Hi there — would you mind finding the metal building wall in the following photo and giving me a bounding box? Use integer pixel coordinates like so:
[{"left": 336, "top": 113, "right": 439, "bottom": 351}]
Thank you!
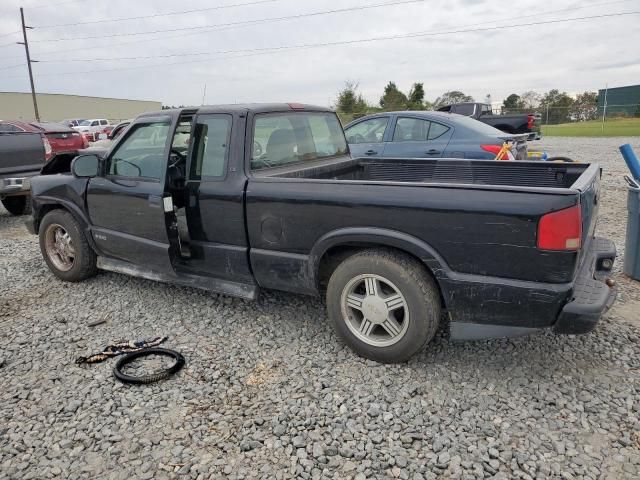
[
  {"left": 597, "top": 84, "right": 640, "bottom": 116},
  {"left": 0, "top": 91, "right": 162, "bottom": 122}
]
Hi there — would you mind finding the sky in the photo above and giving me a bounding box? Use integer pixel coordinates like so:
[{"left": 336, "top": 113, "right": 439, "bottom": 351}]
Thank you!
[{"left": 0, "top": 0, "right": 639, "bottom": 108}]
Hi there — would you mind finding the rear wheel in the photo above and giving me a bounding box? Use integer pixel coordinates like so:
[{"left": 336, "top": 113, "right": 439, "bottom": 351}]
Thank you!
[
  {"left": 1, "top": 196, "right": 30, "bottom": 216},
  {"left": 39, "top": 210, "right": 97, "bottom": 282},
  {"left": 326, "top": 249, "right": 441, "bottom": 363}
]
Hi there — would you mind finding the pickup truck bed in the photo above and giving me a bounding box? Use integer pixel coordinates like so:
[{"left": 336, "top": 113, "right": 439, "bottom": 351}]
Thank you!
[
  {"left": 266, "top": 157, "right": 586, "bottom": 188},
  {"left": 27, "top": 104, "right": 616, "bottom": 362}
]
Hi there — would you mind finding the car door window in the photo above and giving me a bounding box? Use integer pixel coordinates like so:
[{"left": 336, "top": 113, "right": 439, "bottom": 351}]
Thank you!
[
  {"left": 0, "top": 123, "right": 24, "bottom": 132},
  {"left": 90, "top": 121, "right": 99, "bottom": 127},
  {"left": 393, "top": 117, "right": 431, "bottom": 142},
  {"left": 427, "top": 122, "right": 450, "bottom": 140},
  {"left": 454, "top": 104, "right": 475, "bottom": 116},
  {"left": 190, "top": 115, "right": 231, "bottom": 180},
  {"left": 100, "top": 120, "right": 108, "bottom": 126},
  {"left": 108, "top": 122, "right": 170, "bottom": 179},
  {"left": 344, "top": 117, "right": 388, "bottom": 144}
]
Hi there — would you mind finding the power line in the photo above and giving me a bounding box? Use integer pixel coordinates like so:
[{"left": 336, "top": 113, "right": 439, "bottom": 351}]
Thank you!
[
  {"left": 24, "top": 0, "right": 633, "bottom": 57},
  {"left": 35, "top": 0, "right": 278, "bottom": 28},
  {"left": 0, "top": 62, "right": 26, "bottom": 71},
  {"left": 0, "top": 30, "right": 21, "bottom": 39},
  {"left": 9, "top": 10, "right": 639, "bottom": 78},
  {"left": 31, "top": 0, "right": 426, "bottom": 43}
]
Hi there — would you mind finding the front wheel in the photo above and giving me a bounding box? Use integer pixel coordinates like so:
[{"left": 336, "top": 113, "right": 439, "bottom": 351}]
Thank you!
[
  {"left": 1, "top": 196, "right": 30, "bottom": 216},
  {"left": 39, "top": 209, "right": 97, "bottom": 282},
  {"left": 326, "top": 249, "right": 441, "bottom": 363}
]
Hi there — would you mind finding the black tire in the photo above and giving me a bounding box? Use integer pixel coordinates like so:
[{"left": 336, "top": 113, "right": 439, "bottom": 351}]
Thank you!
[
  {"left": 113, "top": 348, "right": 185, "bottom": 384},
  {"left": 38, "top": 209, "right": 97, "bottom": 282},
  {"left": 326, "top": 249, "right": 441, "bottom": 363},
  {"left": 1, "top": 195, "right": 30, "bottom": 216}
]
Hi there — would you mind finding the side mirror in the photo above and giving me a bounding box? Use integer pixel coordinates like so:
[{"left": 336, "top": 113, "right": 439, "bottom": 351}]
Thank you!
[{"left": 71, "top": 154, "right": 100, "bottom": 178}]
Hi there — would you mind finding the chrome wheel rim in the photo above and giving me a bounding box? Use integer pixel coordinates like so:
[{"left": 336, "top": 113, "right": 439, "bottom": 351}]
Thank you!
[
  {"left": 340, "top": 274, "right": 409, "bottom": 347},
  {"left": 44, "top": 223, "right": 75, "bottom": 272}
]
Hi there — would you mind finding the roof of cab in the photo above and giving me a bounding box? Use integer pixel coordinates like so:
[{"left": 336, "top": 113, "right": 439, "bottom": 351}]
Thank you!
[{"left": 139, "top": 103, "right": 333, "bottom": 118}]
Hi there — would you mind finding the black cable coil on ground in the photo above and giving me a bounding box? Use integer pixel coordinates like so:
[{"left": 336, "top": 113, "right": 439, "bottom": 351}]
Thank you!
[{"left": 113, "top": 348, "right": 185, "bottom": 385}]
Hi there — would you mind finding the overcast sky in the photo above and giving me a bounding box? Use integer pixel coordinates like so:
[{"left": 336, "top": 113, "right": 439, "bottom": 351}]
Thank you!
[{"left": 0, "top": 0, "right": 639, "bottom": 107}]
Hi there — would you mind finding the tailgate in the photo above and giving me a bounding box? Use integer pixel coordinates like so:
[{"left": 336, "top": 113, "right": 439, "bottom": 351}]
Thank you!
[
  {"left": 573, "top": 163, "right": 601, "bottom": 267},
  {"left": 0, "top": 132, "right": 45, "bottom": 176}
]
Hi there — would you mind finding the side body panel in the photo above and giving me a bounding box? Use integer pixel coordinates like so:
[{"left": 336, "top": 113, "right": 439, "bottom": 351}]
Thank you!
[{"left": 0, "top": 132, "right": 45, "bottom": 178}]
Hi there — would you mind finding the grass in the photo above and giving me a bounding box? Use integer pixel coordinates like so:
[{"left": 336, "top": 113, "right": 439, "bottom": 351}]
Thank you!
[{"left": 542, "top": 117, "right": 640, "bottom": 137}]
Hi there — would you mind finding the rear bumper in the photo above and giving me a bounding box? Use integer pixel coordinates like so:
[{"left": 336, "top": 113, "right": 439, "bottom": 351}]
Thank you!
[
  {"left": 0, "top": 175, "right": 32, "bottom": 196},
  {"left": 442, "top": 236, "right": 616, "bottom": 339},
  {"left": 553, "top": 237, "right": 616, "bottom": 334}
]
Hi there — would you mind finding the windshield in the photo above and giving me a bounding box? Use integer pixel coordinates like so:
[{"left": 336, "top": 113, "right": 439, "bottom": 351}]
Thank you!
[
  {"left": 251, "top": 112, "right": 348, "bottom": 170},
  {"left": 77, "top": 120, "right": 91, "bottom": 126}
]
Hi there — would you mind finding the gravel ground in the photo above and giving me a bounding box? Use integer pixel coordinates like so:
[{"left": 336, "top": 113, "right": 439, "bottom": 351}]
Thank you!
[{"left": 1, "top": 137, "right": 640, "bottom": 480}]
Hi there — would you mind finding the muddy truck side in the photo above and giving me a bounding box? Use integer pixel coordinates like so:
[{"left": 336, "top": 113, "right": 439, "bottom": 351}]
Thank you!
[
  {"left": 0, "top": 130, "right": 45, "bottom": 215},
  {"left": 26, "top": 104, "right": 615, "bottom": 362}
]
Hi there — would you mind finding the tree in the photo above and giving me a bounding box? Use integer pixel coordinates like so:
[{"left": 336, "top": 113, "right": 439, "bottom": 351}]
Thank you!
[
  {"left": 335, "top": 81, "right": 369, "bottom": 115},
  {"left": 519, "top": 91, "right": 541, "bottom": 109},
  {"left": 570, "top": 91, "right": 598, "bottom": 121},
  {"left": 502, "top": 94, "right": 522, "bottom": 112},
  {"left": 407, "top": 82, "right": 425, "bottom": 110},
  {"left": 379, "top": 81, "right": 408, "bottom": 111},
  {"left": 432, "top": 91, "right": 474, "bottom": 109},
  {"left": 539, "top": 89, "right": 575, "bottom": 124}
]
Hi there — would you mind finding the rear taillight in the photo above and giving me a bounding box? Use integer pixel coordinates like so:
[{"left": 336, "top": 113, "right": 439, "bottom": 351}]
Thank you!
[
  {"left": 481, "top": 144, "right": 509, "bottom": 160},
  {"left": 43, "top": 136, "right": 52, "bottom": 161},
  {"left": 537, "top": 205, "right": 582, "bottom": 251},
  {"left": 527, "top": 114, "right": 535, "bottom": 130}
]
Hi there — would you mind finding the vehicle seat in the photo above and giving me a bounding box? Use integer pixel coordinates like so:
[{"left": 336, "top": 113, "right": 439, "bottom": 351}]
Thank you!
[{"left": 265, "top": 129, "right": 296, "bottom": 164}]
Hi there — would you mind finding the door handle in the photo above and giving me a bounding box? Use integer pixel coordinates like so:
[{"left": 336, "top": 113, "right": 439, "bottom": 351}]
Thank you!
[
  {"left": 365, "top": 149, "right": 378, "bottom": 155},
  {"left": 426, "top": 149, "right": 440, "bottom": 155}
]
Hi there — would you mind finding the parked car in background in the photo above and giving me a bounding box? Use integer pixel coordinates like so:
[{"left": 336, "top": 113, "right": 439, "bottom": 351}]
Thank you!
[
  {"left": 0, "top": 120, "right": 87, "bottom": 157},
  {"left": 87, "top": 120, "right": 130, "bottom": 149},
  {"left": 344, "top": 111, "right": 528, "bottom": 160},
  {"left": 437, "top": 103, "right": 540, "bottom": 140},
  {"left": 73, "top": 118, "right": 111, "bottom": 142},
  {"left": 0, "top": 128, "right": 45, "bottom": 215},
  {"left": 61, "top": 118, "right": 86, "bottom": 128}
]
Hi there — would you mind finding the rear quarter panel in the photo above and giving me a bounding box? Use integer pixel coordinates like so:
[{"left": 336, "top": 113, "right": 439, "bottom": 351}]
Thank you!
[{"left": 246, "top": 179, "right": 580, "bottom": 292}]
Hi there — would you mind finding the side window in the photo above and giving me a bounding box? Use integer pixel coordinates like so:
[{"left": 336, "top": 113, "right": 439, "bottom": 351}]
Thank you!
[
  {"left": 344, "top": 117, "right": 389, "bottom": 144},
  {"left": 393, "top": 117, "right": 431, "bottom": 142},
  {"left": 91, "top": 120, "right": 99, "bottom": 127},
  {"left": 100, "top": 120, "right": 108, "bottom": 126},
  {"left": 428, "top": 122, "right": 450, "bottom": 140},
  {"left": 190, "top": 115, "right": 231, "bottom": 180},
  {"left": 0, "top": 124, "right": 23, "bottom": 132},
  {"left": 454, "top": 104, "right": 475, "bottom": 116},
  {"left": 108, "top": 122, "right": 170, "bottom": 179}
]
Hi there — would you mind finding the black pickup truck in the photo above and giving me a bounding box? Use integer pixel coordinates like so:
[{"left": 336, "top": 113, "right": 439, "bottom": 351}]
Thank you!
[
  {"left": 0, "top": 130, "right": 45, "bottom": 215},
  {"left": 27, "top": 104, "right": 616, "bottom": 362},
  {"left": 438, "top": 103, "right": 541, "bottom": 140}
]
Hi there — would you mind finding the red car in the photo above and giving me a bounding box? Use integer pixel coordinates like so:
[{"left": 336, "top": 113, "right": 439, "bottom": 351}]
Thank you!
[{"left": 0, "top": 120, "right": 88, "bottom": 160}]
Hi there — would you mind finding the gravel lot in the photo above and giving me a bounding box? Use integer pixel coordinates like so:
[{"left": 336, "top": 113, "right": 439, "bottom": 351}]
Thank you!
[{"left": 1, "top": 137, "right": 640, "bottom": 480}]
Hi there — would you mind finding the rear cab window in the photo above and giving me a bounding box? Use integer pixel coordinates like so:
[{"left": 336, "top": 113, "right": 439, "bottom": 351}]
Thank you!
[{"left": 251, "top": 112, "right": 347, "bottom": 171}]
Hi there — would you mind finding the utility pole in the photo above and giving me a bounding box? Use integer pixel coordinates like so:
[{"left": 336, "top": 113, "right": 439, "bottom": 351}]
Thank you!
[
  {"left": 201, "top": 83, "right": 207, "bottom": 105},
  {"left": 18, "top": 7, "right": 40, "bottom": 121},
  {"left": 601, "top": 83, "right": 608, "bottom": 134}
]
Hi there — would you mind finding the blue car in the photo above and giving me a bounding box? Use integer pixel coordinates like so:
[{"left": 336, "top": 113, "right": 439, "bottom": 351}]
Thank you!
[{"left": 344, "top": 111, "right": 528, "bottom": 160}]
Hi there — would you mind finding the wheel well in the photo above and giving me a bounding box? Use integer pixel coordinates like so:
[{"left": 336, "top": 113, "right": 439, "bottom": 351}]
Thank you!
[
  {"left": 34, "top": 204, "right": 66, "bottom": 232},
  {"left": 317, "top": 244, "right": 446, "bottom": 307}
]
